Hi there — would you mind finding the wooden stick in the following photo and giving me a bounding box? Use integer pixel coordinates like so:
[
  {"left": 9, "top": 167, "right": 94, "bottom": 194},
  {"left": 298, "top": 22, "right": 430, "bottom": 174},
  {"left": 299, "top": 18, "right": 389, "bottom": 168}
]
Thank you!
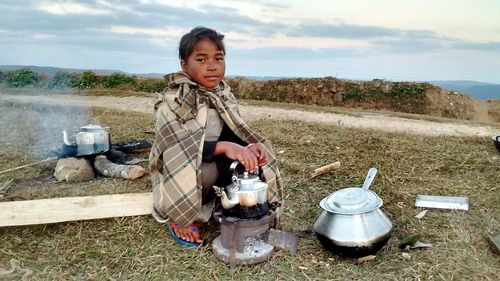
[
  {"left": 311, "top": 161, "right": 341, "bottom": 178},
  {"left": 0, "top": 157, "right": 58, "bottom": 175},
  {"left": 0, "top": 192, "right": 153, "bottom": 227}
]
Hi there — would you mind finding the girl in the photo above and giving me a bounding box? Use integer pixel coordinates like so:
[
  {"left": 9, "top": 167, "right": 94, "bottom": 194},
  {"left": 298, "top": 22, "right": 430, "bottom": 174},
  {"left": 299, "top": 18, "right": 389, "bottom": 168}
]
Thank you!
[{"left": 149, "top": 26, "right": 282, "bottom": 246}]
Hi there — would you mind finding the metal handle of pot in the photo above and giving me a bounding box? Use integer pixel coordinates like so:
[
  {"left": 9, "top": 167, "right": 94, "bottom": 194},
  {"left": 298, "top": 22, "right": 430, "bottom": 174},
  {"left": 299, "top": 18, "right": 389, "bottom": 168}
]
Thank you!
[{"left": 361, "top": 168, "right": 378, "bottom": 190}]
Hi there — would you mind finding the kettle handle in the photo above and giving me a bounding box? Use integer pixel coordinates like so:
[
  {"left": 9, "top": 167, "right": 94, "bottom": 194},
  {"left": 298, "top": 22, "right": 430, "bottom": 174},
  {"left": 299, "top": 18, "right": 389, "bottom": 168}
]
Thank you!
[
  {"left": 229, "top": 161, "right": 241, "bottom": 174},
  {"left": 230, "top": 161, "right": 259, "bottom": 176}
]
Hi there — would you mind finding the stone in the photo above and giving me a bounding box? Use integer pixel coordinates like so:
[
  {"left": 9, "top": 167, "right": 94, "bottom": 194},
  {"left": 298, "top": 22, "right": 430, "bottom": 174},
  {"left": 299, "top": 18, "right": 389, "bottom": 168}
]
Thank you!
[{"left": 54, "top": 157, "right": 95, "bottom": 182}]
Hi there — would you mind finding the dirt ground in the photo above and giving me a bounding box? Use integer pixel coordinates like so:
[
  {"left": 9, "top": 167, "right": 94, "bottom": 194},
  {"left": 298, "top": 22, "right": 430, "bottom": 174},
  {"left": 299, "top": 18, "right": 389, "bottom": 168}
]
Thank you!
[
  {"left": 228, "top": 77, "right": 500, "bottom": 123},
  {"left": 0, "top": 90, "right": 499, "bottom": 280},
  {"left": 0, "top": 93, "right": 498, "bottom": 137}
]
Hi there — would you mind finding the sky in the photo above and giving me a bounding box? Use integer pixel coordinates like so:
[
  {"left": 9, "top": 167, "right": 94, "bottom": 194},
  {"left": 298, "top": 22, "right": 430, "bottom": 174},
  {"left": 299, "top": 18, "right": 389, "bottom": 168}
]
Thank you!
[{"left": 1, "top": 0, "right": 500, "bottom": 83}]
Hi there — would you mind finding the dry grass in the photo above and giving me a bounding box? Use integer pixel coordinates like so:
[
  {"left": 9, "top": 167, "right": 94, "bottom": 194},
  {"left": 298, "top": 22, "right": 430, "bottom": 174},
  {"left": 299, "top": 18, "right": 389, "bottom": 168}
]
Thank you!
[{"left": 0, "top": 100, "right": 499, "bottom": 280}]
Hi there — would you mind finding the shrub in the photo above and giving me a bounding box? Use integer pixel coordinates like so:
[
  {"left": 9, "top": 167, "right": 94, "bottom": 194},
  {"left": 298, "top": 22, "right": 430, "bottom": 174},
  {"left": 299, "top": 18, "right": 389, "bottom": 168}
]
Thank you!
[
  {"left": 101, "top": 73, "right": 135, "bottom": 89},
  {"left": 389, "top": 83, "right": 426, "bottom": 100},
  {"left": 6, "top": 68, "right": 39, "bottom": 87},
  {"left": 135, "top": 78, "right": 167, "bottom": 92},
  {"left": 0, "top": 71, "right": 7, "bottom": 83},
  {"left": 343, "top": 87, "right": 365, "bottom": 101},
  {"left": 46, "top": 71, "right": 75, "bottom": 89},
  {"left": 73, "top": 71, "right": 99, "bottom": 89}
]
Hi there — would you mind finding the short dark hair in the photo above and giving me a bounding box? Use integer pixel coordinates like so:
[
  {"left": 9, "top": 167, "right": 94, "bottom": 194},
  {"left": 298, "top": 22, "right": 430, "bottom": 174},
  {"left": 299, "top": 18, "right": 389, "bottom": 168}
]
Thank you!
[{"left": 178, "top": 26, "right": 226, "bottom": 60}]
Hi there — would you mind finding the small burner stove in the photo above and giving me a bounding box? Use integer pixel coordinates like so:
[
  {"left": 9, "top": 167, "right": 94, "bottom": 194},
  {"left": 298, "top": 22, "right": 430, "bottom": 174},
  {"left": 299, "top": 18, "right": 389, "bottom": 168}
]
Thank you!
[{"left": 212, "top": 203, "right": 278, "bottom": 265}]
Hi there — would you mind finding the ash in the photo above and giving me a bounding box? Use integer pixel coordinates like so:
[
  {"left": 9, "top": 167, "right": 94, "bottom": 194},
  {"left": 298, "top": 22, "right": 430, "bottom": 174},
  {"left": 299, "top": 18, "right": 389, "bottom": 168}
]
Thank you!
[
  {"left": 212, "top": 235, "right": 274, "bottom": 261},
  {"left": 243, "top": 236, "right": 273, "bottom": 257}
]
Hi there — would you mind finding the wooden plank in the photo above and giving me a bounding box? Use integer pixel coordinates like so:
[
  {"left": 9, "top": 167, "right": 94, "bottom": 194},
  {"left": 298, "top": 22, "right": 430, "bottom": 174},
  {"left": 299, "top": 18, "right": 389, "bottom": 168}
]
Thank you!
[{"left": 0, "top": 192, "right": 153, "bottom": 227}]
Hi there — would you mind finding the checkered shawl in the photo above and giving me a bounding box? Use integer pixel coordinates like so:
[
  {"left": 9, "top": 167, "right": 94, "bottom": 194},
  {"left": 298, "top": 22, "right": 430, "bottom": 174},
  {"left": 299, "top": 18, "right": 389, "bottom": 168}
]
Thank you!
[{"left": 149, "top": 71, "right": 283, "bottom": 227}]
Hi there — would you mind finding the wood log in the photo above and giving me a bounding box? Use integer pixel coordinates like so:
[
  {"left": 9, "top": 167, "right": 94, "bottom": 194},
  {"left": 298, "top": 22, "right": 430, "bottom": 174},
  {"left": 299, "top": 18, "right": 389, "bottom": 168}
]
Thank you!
[
  {"left": 94, "top": 155, "right": 145, "bottom": 179},
  {"left": 311, "top": 161, "right": 341, "bottom": 178},
  {"left": 0, "top": 193, "right": 153, "bottom": 227}
]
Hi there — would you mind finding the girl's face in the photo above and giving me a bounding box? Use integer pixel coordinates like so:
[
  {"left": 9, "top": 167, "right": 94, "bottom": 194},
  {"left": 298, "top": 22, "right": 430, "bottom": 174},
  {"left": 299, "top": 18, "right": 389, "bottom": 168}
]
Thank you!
[{"left": 181, "top": 38, "right": 225, "bottom": 89}]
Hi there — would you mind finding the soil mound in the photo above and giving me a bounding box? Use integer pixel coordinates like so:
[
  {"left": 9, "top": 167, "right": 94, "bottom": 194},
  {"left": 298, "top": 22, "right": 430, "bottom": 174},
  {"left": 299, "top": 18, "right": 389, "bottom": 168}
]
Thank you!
[{"left": 226, "top": 77, "right": 499, "bottom": 123}]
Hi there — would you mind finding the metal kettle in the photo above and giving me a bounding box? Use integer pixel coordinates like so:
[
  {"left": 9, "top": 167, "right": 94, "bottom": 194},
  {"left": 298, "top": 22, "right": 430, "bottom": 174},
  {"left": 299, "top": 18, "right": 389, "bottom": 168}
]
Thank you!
[
  {"left": 214, "top": 161, "right": 269, "bottom": 210},
  {"left": 62, "top": 124, "right": 110, "bottom": 156}
]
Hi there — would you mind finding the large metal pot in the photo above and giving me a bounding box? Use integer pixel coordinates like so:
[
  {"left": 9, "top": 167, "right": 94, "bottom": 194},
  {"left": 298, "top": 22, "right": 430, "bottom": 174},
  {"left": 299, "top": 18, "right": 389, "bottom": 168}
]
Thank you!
[
  {"left": 493, "top": 135, "right": 500, "bottom": 152},
  {"left": 314, "top": 168, "right": 393, "bottom": 257}
]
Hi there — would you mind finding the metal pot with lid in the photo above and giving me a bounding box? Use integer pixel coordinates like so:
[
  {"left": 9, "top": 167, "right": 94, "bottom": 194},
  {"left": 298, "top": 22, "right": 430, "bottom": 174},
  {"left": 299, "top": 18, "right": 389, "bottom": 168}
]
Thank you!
[
  {"left": 62, "top": 124, "right": 111, "bottom": 157},
  {"left": 314, "top": 168, "right": 393, "bottom": 257}
]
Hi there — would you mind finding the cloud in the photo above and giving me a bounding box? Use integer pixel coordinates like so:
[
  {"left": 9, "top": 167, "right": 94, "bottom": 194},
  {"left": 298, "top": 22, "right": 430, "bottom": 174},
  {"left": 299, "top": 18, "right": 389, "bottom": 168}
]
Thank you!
[
  {"left": 0, "top": 0, "right": 469, "bottom": 55},
  {"left": 1, "top": 0, "right": 499, "bottom": 83},
  {"left": 289, "top": 23, "right": 402, "bottom": 39},
  {"left": 452, "top": 41, "right": 500, "bottom": 51},
  {"left": 37, "top": 2, "right": 112, "bottom": 15},
  {"left": 229, "top": 47, "right": 361, "bottom": 61}
]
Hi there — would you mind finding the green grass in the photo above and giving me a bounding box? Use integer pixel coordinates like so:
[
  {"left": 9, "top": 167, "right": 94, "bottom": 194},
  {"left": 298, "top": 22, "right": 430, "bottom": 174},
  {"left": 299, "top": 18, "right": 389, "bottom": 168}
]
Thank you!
[{"left": 0, "top": 101, "right": 499, "bottom": 280}]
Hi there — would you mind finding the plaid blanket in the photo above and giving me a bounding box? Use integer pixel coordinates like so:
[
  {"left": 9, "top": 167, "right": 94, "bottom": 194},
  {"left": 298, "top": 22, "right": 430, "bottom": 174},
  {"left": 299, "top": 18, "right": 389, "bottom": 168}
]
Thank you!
[{"left": 149, "top": 71, "right": 283, "bottom": 227}]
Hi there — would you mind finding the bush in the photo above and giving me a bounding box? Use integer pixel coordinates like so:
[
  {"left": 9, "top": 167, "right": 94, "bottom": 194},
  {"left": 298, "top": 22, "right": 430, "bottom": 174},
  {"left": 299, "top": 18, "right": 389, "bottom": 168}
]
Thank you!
[
  {"left": 388, "top": 83, "right": 426, "bottom": 100},
  {"left": 45, "top": 71, "right": 75, "bottom": 89},
  {"left": 0, "top": 71, "right": 5, "bottom": 83},
  {"left": 135, "top": 78, "right": 167, "bottom": 92},
  {"left": 101, "top": 73, "right": 135, "bottom": 89},
  {"left": 6, "top": 68, "right": 39, "bottom": 87},
  {"left": 343, "top": 87, "right": 365, "bottom": 101},
  {"left": 73, "top": 71, "right": 99, "bottom": 89}
]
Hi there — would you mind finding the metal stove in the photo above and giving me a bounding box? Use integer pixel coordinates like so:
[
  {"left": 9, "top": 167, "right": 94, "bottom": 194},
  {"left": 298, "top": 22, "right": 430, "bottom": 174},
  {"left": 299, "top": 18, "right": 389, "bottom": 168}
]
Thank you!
[{"left": 212, "top": 203, "right": 278, "bottom": 266}]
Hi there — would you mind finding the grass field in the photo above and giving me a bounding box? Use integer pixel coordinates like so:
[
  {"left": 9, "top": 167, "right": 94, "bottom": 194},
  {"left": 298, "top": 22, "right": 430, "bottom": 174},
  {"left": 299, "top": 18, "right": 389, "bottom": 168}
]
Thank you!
[{"left": 0, "top": 100, "right": 499, "bottom": 280}]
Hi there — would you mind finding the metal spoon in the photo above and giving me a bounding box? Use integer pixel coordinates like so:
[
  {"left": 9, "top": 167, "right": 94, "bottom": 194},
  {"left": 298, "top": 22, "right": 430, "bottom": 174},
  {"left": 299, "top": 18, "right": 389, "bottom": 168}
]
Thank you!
[{"left": 361, "top": 167, "right": 378, "bottom": 190}]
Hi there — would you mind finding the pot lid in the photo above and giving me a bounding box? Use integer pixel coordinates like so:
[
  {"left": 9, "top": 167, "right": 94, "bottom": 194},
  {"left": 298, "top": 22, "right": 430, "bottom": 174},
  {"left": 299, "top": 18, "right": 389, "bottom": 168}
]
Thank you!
[
  {"left": 81, "top": 124, "right": 108, "bottom": 131},
  {"left": 320, "top": 187, "right": 382, "bottom": 214}
]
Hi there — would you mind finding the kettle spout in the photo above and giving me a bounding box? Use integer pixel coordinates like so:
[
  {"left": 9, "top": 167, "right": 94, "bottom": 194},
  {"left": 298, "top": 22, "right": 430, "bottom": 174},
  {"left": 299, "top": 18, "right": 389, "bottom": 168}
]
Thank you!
[
  {"left": 62, "top": 130, "right": 75, "bottom": 146},
  {"left": 213, "top": 186, "right": 238, "bottom": 209}
]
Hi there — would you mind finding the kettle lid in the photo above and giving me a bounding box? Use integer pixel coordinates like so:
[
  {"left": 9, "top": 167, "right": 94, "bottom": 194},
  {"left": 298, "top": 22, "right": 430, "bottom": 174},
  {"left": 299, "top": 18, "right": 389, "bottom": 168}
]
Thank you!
[
  {"left": 81, "top": 124, "right": 108, "bottom": 131},
  {"left": 234, "top": 171, "right": 260, "bottom": 186},
  {"left": 320, "top": 187, "right": 382, "bottom": 214}
]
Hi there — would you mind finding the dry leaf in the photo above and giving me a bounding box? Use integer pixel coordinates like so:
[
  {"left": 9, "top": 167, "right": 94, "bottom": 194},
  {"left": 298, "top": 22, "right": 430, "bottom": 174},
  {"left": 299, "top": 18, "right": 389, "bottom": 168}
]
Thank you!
[
  {"left": 357, "top": 255, "right": 376, "bottom": 262},
  {"left": 411, "top": 241, "right": 433, "bottom": 249},
  {"left": 415, "top": 210, "right": 428, "bottom": 219}
]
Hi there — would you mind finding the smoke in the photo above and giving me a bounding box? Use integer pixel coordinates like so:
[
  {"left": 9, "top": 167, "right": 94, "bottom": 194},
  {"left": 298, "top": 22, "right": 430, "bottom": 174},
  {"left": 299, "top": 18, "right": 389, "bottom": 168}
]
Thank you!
[{"left": 0, "top": 88, "right": 90, "bottom": 160}]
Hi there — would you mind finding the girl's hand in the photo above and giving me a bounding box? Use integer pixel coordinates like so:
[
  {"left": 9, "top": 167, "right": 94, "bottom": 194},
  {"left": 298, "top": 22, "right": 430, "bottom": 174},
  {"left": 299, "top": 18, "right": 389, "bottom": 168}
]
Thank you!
[
  {"left": 216, "top": 142, "right": 258, "bottom": 172},
  {"left": 246, "top": 143, "right": 268, "bottom": 166}
]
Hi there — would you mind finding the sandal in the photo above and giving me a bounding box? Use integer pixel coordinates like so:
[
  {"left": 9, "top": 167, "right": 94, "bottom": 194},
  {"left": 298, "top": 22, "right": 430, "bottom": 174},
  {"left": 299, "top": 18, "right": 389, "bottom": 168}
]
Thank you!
[{"left": 167, "top": 223, "right": 202, "bottom": 247}]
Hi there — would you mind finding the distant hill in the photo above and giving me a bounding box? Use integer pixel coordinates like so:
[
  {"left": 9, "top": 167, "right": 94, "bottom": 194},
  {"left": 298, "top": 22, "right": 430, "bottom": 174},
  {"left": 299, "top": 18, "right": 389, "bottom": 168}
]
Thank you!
[
  {"left": 2, "top": 65, "right": 498, "bottom": 100},
  {"left": 429, "top": 80, "right": 499, "bottom": 100},
  {"left": 0, "top": 65, "right": 162, "bottom": 78},
  {"left": 0, "top": 65, "right": 286, "bottom": 80},
  {"left": 0, "top": 65, "right": 129, "bottom": 76}
]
